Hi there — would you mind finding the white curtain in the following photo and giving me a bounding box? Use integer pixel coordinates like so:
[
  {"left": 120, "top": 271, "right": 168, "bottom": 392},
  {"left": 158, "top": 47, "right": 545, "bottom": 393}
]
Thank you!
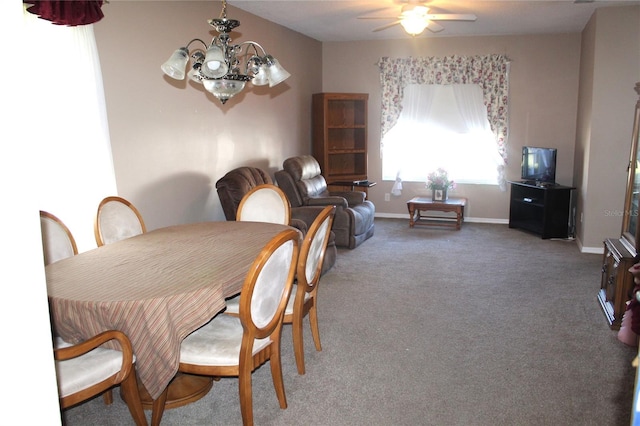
[
  {"left": 23, "top": 8, "right": 117, "bottom": 252},
  {"left": 383, "top": 84, "right": 505, "bottom": 189},
  {"left": 452, "top": 84, "right": 491, "bottom": 133}
]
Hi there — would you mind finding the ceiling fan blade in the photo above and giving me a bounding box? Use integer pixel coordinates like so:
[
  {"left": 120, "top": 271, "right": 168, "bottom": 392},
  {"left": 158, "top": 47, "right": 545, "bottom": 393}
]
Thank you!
[
  {"left": 426, "top": 14, "right": 477, "bottom": 21},
  {"left": 372, "top": 21, "right": 402, "bottom": 32},
  {"left": 426, "top": 21, "right": 444, "bottom": 33},
  {"left": 358, "top": 16, "right": 401, "bottom": 20}
]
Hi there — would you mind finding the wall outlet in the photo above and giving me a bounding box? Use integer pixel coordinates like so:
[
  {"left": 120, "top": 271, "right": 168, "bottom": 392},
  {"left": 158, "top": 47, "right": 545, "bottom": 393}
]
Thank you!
[{"left": 384, "top": 193, "right": 390, "bottom": 201}]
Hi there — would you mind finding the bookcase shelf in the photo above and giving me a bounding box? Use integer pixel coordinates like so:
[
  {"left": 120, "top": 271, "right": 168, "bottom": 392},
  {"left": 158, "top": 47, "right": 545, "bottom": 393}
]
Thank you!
[{"left": 313, "top": 93, "right": 369, "bottom": 186}]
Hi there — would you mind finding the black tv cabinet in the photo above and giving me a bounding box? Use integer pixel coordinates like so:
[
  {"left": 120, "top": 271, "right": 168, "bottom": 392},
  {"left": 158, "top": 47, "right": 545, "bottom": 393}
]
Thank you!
[{"left": 508, "top": 181, "right": 575, "bottom": 239}]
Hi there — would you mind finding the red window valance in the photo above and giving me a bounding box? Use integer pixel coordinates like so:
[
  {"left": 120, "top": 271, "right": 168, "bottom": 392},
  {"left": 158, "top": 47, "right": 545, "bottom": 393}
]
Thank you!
[{"left": 24, "top": 1, "right": 104, "bottom": 26}]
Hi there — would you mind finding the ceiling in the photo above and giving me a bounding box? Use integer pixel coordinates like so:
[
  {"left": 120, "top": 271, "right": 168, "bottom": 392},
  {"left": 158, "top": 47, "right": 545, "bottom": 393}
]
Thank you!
[{"left": 229, "top": 0, "right": 640, "bottom": 42}]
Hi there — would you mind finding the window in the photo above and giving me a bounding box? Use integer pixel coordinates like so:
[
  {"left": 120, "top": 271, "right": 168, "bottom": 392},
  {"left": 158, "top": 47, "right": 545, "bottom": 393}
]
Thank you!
[
  {"left": 377, "top": 55, "right": 510, "bottom": 191},
  {"left": 23, "top": 8, "right": 117, "bottom": 252},
  {"left": 382, "top": 84, "right": 504, "bottom": 185}
]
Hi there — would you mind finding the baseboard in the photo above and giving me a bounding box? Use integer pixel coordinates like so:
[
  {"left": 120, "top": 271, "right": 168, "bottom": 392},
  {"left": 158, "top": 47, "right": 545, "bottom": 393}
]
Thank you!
[
  {"left": 576, "top": 236, "right": 604, "bottom": 254},
  {"left": 373, "top": 214, "right": 605, "bottom": 251}
]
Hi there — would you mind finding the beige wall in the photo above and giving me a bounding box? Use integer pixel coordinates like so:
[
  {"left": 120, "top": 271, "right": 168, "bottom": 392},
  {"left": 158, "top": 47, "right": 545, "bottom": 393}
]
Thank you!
[
  {"left": 94, "top": 1, "right": 322, "bottom": 230},
  {"left": 94, "top": 2, "right": 639, "bottom": 251},
  {"left": 575, "top": 5, "right": 640, "bottom": 250},
  {"left": 321, "top": 34, "right": 581, "bottom": 223}
]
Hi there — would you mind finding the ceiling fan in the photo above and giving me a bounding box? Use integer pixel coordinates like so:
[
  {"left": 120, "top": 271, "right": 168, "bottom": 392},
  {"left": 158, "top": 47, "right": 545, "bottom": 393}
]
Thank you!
[{"left": 358, "top": 1, "right": 477, "bottom": 36}]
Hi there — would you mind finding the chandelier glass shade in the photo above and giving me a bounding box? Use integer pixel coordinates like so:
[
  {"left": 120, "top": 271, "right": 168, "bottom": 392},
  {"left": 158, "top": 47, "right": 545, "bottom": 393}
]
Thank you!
[{"left": 161, "top": 0, "right": 290, "bottom": 104}]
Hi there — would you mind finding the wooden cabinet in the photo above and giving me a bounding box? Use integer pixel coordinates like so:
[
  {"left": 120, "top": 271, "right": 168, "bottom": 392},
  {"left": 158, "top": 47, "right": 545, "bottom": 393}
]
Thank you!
[
  {"left": 599, "top": 238, "right": 636, "bottom": 329},
  {"left": 598, "top": 83, "right": 640, "bottom": 329},
  {"left": 312, "top": 93, "right": 369, "bottom": 186},
  {"left": 508, "top": 181, "right": 574, "bottom": 239}
]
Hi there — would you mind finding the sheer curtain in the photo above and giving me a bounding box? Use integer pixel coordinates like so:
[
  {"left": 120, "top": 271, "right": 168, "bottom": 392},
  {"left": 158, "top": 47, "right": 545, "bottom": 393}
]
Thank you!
[
  {"left": 23, "top": 7, "right": 117, "bottom": 252},
  {"left": 385, "top": 84, "right": 505, "bottom": 192}
]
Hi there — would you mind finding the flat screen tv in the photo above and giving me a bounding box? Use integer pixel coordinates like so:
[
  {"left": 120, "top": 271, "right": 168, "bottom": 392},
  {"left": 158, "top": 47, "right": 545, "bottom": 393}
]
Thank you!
[{"left": 521, "top": 146, "right": 557, "bottom": 184}]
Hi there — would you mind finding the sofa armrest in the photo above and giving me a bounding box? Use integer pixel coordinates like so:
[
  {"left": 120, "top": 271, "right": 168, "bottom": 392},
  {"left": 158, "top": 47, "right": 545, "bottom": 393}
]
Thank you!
[
  {"left": 290, "top": 218, "right": 308, "bottom": 235},
  {"left": 329, "top": 191, "right": 366, "bottom": 206},
  {"left": 307, "top": 196, "right": 349, "bottom": 209},
  {"left": 291, "top": 206, "right": 325, "bottom": 227}
]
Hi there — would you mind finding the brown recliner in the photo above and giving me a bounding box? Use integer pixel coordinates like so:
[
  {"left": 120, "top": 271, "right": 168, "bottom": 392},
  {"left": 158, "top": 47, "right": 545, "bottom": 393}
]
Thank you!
[
  {"left": 215, "top": 166, "right": 337, "bottom": 274},
  {"left": 275, "top": 155, "right": 375, "bottom": 249}
]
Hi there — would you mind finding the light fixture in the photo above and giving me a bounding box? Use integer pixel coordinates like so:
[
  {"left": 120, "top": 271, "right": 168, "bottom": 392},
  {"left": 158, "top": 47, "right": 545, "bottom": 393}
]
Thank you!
[
  {"left": 161, "top": 0, "right": 291, "bottom": 104},
  {"left": 399, "top": 5, "right": 430, "bottom": 36}
]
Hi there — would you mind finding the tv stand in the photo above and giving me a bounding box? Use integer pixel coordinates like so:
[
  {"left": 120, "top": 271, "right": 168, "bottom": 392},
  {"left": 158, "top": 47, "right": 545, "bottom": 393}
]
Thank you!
[{"left": 508, "top": 181, "right": 575, "bottom": 239}]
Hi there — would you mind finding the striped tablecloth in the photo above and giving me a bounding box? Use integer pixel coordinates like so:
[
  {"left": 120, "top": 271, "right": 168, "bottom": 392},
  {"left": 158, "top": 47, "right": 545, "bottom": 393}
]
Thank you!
[{"left": 46, "top": 221, "right": 296, "bottom": 400}]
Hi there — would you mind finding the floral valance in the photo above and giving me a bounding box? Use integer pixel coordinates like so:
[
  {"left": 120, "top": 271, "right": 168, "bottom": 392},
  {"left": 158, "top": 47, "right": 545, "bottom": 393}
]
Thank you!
[
  {"left": 378, "top": 54, "right": 511, "bottom": 162},
  {"left": 24, "top": 1, "right": 104, "bottom": 26}
]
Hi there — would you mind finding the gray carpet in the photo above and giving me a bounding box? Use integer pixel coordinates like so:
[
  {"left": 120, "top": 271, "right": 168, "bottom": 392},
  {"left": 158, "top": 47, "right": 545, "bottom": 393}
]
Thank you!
[{"left": 62, "top": 219, "right": 637, "bottom": 425}]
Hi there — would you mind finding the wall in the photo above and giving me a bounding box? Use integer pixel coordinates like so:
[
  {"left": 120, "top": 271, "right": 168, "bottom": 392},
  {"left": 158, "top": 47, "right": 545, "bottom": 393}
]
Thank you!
[
  {"left": 575, "top": 6, "right": 640, "bottom": 251},
  {"left": 321, "top": 34, "right": 581, "bottom": 222},
  {"left": 93, "top": 1, "right": 322, "bottom": 230}
]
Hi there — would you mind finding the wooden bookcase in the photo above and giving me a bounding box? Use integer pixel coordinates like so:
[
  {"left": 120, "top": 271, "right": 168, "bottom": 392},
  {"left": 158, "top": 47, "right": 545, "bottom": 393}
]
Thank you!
[{"left": 312, "top": 93, "right": 369, "bottom": 186}]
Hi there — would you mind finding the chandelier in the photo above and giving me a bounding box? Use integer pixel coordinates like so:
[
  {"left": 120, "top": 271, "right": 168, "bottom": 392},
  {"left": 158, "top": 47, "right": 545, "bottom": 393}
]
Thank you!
[{"left": 161, "top": 0, "right": 291, "bottom": 105}]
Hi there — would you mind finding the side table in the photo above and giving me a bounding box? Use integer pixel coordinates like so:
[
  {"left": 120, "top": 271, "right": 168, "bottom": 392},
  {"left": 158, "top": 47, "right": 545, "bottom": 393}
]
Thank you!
[{"left": 407, "top": 196, "right": 467, "bottom": 230}]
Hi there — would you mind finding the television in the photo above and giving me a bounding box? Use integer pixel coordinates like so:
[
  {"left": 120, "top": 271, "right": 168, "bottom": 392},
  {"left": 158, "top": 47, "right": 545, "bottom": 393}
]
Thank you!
[{"left": 521, "top": 146, "right": 557, "bottom": 184}]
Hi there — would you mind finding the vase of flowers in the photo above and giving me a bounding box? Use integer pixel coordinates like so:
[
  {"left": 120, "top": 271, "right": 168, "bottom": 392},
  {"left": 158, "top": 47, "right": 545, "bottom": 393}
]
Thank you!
[{"left": 427, "top": 168, "right": 455, "bottom": 201}]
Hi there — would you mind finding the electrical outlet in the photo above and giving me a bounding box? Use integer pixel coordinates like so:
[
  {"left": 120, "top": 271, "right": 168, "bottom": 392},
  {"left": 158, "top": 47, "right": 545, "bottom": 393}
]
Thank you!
[{"left": 385, "top": 193, "right": 390, "bottom": 201}]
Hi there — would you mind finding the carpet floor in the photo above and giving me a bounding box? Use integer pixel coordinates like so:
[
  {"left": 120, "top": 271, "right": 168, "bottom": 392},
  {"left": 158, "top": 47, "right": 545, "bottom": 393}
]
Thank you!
[{"left": 62, "top": 219, "right": 637, "bottom": 425}]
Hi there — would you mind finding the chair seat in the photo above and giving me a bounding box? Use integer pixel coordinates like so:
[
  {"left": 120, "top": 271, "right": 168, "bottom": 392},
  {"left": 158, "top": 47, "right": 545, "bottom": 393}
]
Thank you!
[
  {"left": 180, "top": 315, "right": 272, "bottom": 366},
  {"left": 54, "top": 337, "right": 125, "bottom": 398},
  {"left": 226, "top": 285, "right": 310, "bottom": 317},
  {"left": 284, "top": 285, "right": 311, "bottom": 316}
]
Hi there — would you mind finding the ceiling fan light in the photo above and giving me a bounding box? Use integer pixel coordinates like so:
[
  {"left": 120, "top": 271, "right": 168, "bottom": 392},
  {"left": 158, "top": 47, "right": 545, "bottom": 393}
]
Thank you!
[{"left": 401, "top": 17, "right": 428, "bottom": 36}]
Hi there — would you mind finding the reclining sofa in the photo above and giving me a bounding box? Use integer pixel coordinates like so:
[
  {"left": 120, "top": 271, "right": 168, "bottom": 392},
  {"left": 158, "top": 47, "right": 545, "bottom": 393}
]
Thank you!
[
  {"left": 215, "top": 166, "right": 336, "bottom": 274},
  {"left": 275, "top": 155, "right": 375, "bottom": 249}
]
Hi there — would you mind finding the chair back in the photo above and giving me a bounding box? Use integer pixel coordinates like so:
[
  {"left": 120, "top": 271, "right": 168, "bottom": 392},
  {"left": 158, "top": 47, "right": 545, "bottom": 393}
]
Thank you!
[
  {"left": 239, "top": 228, "right": 299, "bottom": 338},
  {"left": 94, "top": 196, "right": 146, "bottom": 246},
  {"left": 40, "top": 210, "right": 78, "bottom": 265},
  {"left": 278, "top": 155, "right": 330, "bottom": 205},
  {"left": 236, "top": 184, "right": 291, "bottom": 225},
  {"left": 215, "top": 167, "right": 272, "bottom": 221},
  {"left": 299, "top": 205, "right": 336, "bottom": 290}
]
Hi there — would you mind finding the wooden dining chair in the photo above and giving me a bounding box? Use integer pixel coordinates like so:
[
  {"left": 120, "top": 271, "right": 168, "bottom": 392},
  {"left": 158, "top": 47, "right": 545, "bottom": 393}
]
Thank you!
[
  {"left": 284, "top": 205, "right": 335, "bottom": 374},
  {"left": 40, "top": 211, "right": 147, "bottom": 424},
  {"left": 39, "top": 210, "right": 78, "bottom": 265},
  {"left": 151, "top": 228, "right": 300, "bottom": 426},
  {"left": 236, "top": 183, "right": 291, "bottom": 225},
  {"left": 94, "top": 196, "right": 147, "bottom": 246},
  {"left": 226, "top": 205, "right": 336, "bottom": 375},
  {"left": 55, "top": 330, "right": 148, "bottom": 425}
]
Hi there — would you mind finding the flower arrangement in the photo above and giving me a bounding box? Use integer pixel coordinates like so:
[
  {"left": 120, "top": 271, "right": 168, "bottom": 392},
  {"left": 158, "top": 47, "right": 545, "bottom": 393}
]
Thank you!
[{"left": 426, "top": 168, "right": 456, "bottom": 190}]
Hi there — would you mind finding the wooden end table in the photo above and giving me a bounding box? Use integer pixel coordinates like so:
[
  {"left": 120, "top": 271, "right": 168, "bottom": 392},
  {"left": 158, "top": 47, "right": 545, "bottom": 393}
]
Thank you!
[{"left": 407, "top": 196, "right": 467, "bottom": 230}]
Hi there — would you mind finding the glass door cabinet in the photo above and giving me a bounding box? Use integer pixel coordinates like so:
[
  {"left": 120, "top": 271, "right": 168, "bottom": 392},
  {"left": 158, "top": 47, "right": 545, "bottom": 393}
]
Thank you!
[{"left": 599, "top": 82, "right": 640, "bottom": 329}]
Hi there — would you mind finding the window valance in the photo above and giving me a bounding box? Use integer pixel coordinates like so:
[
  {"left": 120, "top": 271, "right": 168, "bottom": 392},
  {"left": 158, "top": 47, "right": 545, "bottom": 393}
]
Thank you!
[{"left": 24, "top": 1, "right": 104, "bottom": 26}]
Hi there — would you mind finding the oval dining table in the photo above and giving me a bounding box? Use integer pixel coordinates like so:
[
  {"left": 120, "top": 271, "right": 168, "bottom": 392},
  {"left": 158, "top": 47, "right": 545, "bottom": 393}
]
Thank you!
[{"left": 45, "top": 220, "right": 299, "bottom": 420}]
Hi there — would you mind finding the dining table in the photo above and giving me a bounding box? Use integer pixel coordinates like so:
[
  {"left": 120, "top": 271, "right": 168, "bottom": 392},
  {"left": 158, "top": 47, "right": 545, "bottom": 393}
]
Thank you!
[{"left": 45, "top": 220, "right": 299, "bottom": 408}]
